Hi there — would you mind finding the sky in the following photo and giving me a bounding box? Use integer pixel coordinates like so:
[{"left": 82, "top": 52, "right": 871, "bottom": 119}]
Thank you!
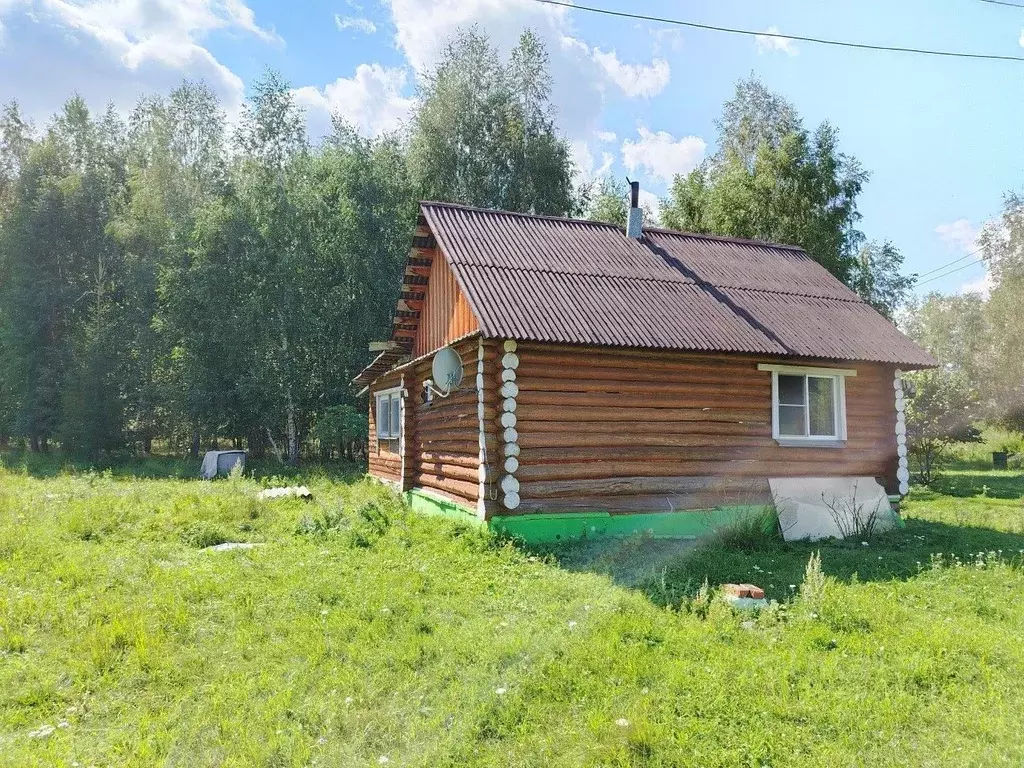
[{"left": 0, "top": 0, "right": 1021, "bottom": 297}]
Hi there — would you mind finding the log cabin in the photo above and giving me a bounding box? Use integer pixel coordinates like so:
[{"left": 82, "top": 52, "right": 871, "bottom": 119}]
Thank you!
[{"left": 354, "top": 193, "right": 936, "bottom": 543}]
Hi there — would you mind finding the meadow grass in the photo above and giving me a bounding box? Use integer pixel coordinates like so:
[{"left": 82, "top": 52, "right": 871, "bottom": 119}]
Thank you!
[{"left": 2, "top": 458, "right": 1024, "bottom": 766}]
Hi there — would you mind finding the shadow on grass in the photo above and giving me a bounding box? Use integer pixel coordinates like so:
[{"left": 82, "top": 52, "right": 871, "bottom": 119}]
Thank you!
[
  {"left": 526, "top": 516, "right": 1024, "bottom": 608},
  {"left": 0, "top": 450, "right": 365, "bottom": 483},
  {"left": 928, "top": 471, "right": 1024, "bottom": 499}
]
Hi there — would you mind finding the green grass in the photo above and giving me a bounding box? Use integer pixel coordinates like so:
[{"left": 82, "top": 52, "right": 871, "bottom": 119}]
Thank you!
[{"left": 2, "top": 460, "right": 1024, "bottom": 766}]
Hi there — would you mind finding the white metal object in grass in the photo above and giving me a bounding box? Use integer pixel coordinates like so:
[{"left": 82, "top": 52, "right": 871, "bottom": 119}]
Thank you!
[{"left": 770, "top": 477, "right": 898, "bottom": 542}]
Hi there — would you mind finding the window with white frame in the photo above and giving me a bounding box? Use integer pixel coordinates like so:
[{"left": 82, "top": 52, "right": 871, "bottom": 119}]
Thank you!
[
  {"left": 758, "top": 364, "right": 854, "bottom": 443},
  {"left": 375, "top": 387, "right": 403, "bottom": 441}
]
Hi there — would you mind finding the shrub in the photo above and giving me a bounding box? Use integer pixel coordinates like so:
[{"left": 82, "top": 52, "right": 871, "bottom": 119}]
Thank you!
[{"left": 707, "top": 507, "right": 778, "bottom": 552}]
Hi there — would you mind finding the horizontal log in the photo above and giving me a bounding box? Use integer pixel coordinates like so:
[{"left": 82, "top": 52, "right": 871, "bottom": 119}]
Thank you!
[
  {"left": 413, "top": 427, "right": 480, "bottom": 443},
  {"left": 517, "top": 432, "right": 771, "bottom": 449},
  {"left": 517, "top": 444, "right": 892, "bottom": 465},
  {"left": 418, "top": 452, "right": 480, "bottom": 469},
  {"left": 518, "top": 475, "right": 770, "bottom": 500},
  {"left": 519, "top": 354, "right": 885, "bottom": 382},
  {"left": 417, "top": 407, "right": 492, "bottom": 427},
  {"left": 412, "top": 438, "right": 495, "bottom": 453},
  {"left": 515, "top": 375, "right": 770, "bottom": 398},
  {"left": 413, "top": 474, "right": 478, "bottom": 503},
  {"left": 516, "top": 389, "right": 771, "bottom": 410},
  {"left": 417, "top": 462, "right": 478, "bottom": 484},
  {"left": 514, "top": 361, "right": 763, "bottom": 385},
  {"left": 516, "top": 459, "right": 889, "bottom": 483},
  {"left": 515, "top": 404, "right": 769, "bottom": 424},
  {"left": 514, "top": 419, "right": 772, "bottom": 437}
]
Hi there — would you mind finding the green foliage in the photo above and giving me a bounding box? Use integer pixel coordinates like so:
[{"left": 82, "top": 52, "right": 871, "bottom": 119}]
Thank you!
[
  {"left": 905, "top": 368, "right": 983, "bottom": 484},
  {"left": 849, "top": 240, "right": 916, "bottom": 320},
  {"left": 905, "top": 194, "right": 1024, "bottom": 437},
  {"left": 312, "top": 404, "right": 367, "bottom": 459},
  {"left": 706, "top": 507, "right": 778, "bottom": 552},
  {"left": 0, "top": 71, "right": 414, "bottom": 460},
  {"left": 410, "top": 27, "right": 579, "bottom": 216},
  {"left": 585, "top": 174, "right": 658, "bottom": 228},
  {"left": 902, "top": 292, "right": 989, "bottom": 389},
  {"left": 661, "top": 76, "right": 910, "bottom": 318},
  {"left": 4, "top": 463, "right": 1024, "bottom": 764}
]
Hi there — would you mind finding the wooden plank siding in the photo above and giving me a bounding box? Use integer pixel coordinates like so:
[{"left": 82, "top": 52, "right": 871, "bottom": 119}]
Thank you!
[
  {"left": 412, "top": 248, "right": 479, "bottom": 358},
  {"left": 504, "top": 342, "right": 900, "bottom": 516}
]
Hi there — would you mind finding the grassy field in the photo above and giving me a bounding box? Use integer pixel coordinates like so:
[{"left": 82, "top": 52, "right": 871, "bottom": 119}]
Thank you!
[{"left": 2, "top": 455, "right": 1024, "bottom": 766}]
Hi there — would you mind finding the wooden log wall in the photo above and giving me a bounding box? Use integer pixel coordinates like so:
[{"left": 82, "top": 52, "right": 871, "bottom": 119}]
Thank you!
[
  {"left": 403, "top": 336, "right": 496, "bottom": 509},
  {"left": 412, "top": 248, "right": 479, "bottom": 358},
  {"left": 505, "top": 342, "right": 900, "bottom": 516}
]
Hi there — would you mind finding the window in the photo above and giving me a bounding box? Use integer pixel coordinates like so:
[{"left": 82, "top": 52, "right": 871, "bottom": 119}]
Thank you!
[
  {"left": 758, "top": 364, "right": 854, "bottom": 444},
  {"left": 375, "top": 387, "right": 403, "bottom": 440}
]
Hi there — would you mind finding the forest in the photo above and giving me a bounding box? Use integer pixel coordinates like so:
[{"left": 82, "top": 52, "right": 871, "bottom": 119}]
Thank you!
[{"left": 0, "top": 25, "right": 1005, "bottom": 466}]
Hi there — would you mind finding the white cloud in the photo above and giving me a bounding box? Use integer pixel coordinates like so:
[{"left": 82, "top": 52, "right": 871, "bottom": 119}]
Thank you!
[
  {"left": 621, "top": 125, "right": 706, "bottom": 185},
  {"left": 596, "top": 130, "right": 616, "bottom": 143},
  {"left": 638, "top": 187, "right": 661, "bottom": 224},
  {"left": 755, "top": 26, "right": 798, "bottom": 56},
  {"left": 935, "top": 218, "right": 980, "bottom": 253},
  {"left": 380, "top": 0, "right": 669, "bottom": 138},
  {"left": 590, "top": 48, "right": 670, "bottom": 98},
  {"left": 0, "top": 0, "right": 280, "bottom": 120},
  {"left": 335, "top": 14, "right": 376, "bottom": 34},
  {"left": 570, "top": 139, "right": 613, "bottom": 184},
  {"left": 294, "top": 63, "right": 414, "bottom": 139}
]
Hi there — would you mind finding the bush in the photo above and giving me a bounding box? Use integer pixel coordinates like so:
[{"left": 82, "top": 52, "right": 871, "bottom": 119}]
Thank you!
[
  {"left": 905, "top": 369, "right": 982, "bottom": 484},
  {"left": 707, "top": 508, "right": 778, "bottom": 552}
]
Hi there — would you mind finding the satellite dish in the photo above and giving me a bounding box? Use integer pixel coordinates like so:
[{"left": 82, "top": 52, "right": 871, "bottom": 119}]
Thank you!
[{"left": 431, "top": 346, "right": 464, "bottom": 395}]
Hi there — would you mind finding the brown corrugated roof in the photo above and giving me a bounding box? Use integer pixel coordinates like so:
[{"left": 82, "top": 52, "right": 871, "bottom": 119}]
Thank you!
[{"left": 355, "top": 202, "right": 935, "bottom": 385}]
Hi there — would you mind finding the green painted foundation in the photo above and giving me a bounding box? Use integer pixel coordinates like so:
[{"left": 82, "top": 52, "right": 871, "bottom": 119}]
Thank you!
[
  {"left": 401, "top": 486, "right": 903, "bottom": 544},
  {"left": 488, "top": 505, "right": 778, "bottom": 545},
  {"left": 400, "top": 486, "right": 776, "bottom": 544},
  {"left": 403, "top": 488, "right": 482, "bottom": 526}
]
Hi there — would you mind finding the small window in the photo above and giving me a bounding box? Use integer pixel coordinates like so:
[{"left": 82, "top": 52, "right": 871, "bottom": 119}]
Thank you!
[
  {"left": 761, "top": 365, "right": 851, "bottom": 443},
  {"left": 375, "top": 388, "right": 403, "bottom": 440}
]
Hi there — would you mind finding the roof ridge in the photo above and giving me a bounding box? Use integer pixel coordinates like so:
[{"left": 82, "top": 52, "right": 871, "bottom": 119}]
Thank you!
[
  {"left": 419, "top": 200, "right": 807, "bottom": 252},
  {"left": 420, "top": 201, "right": 624, "bottom": 230}
]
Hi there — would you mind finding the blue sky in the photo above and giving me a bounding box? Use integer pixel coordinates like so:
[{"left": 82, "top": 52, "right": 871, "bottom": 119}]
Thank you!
[{"left": 1, "top": 0, "right": 1021, "bottom": 296}]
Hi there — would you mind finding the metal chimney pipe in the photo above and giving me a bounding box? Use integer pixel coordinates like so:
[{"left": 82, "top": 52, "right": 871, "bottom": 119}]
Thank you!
[{"left": 625, "top": 179, "right": 642, "bottom": 239}]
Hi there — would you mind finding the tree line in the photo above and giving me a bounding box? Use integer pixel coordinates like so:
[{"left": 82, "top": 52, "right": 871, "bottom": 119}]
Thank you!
[
  {"left": 0, "top": 27, "right": 913, "bottom": 463},
  {"left": 901, "top": 195, "right": 1024, "bottom": 480}
]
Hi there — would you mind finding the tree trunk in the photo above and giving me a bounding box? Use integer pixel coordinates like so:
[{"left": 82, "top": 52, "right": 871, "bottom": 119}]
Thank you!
[
  {"left": 190, "top": 428, "right": 200, "bottom": 459},
  {"left": 142, "top": 436, "right": 153, "bottom": 455},
  {"left": 286, "top": 397, "right": 299, "bottom": 465}
]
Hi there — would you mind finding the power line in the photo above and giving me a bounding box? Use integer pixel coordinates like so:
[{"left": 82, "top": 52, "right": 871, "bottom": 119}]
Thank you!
[
  {"left": 532, "top": 0, "right": 1024, "bottom": 62},
  {"left": 916, "top": 256, "right": 988, "bottom": 286},
  {"left": 915, "top": 246, "right": 985, "bottom": 278},
  {"left": 978, "top": 0, "right": 1024, "bottom": 8}
]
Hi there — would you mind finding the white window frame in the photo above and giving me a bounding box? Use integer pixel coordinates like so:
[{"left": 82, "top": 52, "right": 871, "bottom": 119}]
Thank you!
[
  {"left": 758, "top": 364, "right": 855, "bottom": 445},
  {"left": 374, "top": 386, "right": 404, "bottom": 440}
]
